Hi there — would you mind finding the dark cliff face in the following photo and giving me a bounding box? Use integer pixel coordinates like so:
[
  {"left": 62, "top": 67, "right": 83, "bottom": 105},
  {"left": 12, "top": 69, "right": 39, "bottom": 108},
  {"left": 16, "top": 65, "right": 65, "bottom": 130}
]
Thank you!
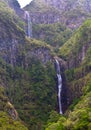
[
  {"left": 4, "top": 0, "right": 24, "bottom": 19},
  {"left": 0, "top": 0, "right": 55, "bottom": 72},
  {"left": 25, "top": 0, "right": 61, "bottom": 24},
  {"left": 0, "top": 9, "right": 25, "bottom": 67},
  {"left": 30, "top": 11, "right": 61, "bottom": 24},
  {"left": 25, "top": 0, "right": 91, "bottom": 29},
  {"left": 0, "top": 14, "right": 53, "bottom": 67},
  {"left": 59, "top": 19, "right": 91, "bottom": 69},
  {"left": 5, "top": 0, "right": 22, "bottom": 15},
  {"left": 0, "top": 0, "right": 54, "bottom": 67},
  {"left": 58, "top": 19, "right": 91, "bottom": 108},
  {"left": 43, "top": 0, "right": 91, "bottom": 13}
]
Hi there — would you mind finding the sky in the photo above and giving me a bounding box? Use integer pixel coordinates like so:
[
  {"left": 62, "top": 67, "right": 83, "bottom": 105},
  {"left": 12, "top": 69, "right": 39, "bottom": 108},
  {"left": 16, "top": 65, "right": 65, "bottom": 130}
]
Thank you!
[{"left": 17, "top": 0, "right": 33, "bottom": 8}]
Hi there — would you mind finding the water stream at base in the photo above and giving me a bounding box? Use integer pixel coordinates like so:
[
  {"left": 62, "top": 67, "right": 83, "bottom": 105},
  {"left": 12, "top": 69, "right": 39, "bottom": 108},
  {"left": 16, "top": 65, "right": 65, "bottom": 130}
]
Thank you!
[{"left": 55, "top": 59, "right": 63, "bottom": 114}]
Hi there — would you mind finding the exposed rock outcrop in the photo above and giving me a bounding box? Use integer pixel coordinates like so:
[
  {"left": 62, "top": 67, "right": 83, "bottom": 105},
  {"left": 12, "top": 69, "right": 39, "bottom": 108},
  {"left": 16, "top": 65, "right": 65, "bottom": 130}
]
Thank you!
[
  {"left": 43, "top": 0, "right": 91, "bottom": 13},
  {"left": 26, "top": 46, "right": 53, "bottom": 65},
  {"left": 25, "top": 0, "right": 91, "bottom": 29},
  {"left": 6, "top": 102, "right": 18, "bottom": 120}
]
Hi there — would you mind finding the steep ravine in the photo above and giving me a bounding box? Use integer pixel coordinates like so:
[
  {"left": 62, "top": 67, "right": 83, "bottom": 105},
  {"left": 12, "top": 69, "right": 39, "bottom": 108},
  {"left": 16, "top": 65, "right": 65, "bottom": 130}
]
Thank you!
[
  {"left": 0, "top": 0, "right": 91, "bottom": 130},
  {"left": 45, "top": 20, "right": 91, "bottom": 130},
  {"left": 58, "top": 19, "right": 91, "bottom": 108}
]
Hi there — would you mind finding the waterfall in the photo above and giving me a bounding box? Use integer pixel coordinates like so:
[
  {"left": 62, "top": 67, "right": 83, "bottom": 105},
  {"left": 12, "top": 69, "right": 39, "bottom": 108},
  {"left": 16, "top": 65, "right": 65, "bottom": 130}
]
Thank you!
[
  {"left": 55, "top": 59, "right": 63, "bottom": 114},
  {"left": 24, "top": 11, "right": 32, "bottom": 38}
]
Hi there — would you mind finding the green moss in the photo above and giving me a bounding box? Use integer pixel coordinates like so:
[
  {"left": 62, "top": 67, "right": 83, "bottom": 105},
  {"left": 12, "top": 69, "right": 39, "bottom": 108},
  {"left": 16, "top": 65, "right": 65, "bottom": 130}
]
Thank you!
[{"left": 25, "top": 37, "right": 53, "bottom": 50}]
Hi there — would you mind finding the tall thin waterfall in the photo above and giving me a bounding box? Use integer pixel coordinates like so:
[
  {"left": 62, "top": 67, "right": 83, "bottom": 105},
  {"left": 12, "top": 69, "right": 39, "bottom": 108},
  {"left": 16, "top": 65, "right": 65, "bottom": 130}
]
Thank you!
[
  {"left": 24, "top": 11, "right": 32, "bottom": 38},
  {"left": 55, "top": 59, "right": 63, "bottom": 114}
]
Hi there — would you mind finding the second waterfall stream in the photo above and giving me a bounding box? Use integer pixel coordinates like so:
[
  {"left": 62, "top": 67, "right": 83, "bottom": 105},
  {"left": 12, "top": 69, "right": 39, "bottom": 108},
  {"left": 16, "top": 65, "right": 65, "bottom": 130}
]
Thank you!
[{"left": 55, "top": 59, "right": 63, "bottom": 114}]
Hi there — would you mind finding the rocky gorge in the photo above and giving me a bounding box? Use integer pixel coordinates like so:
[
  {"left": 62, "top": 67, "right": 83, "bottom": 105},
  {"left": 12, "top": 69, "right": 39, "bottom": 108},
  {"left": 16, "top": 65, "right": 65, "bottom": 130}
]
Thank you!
[{"left": 0, "top": 0, "right": 91, "bottom": 130}]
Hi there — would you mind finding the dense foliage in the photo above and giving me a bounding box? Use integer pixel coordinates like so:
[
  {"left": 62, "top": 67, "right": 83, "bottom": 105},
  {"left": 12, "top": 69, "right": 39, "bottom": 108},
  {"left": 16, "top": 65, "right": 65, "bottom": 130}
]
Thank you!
[
  {"left": 0, "top": 0, "right": 91, "bottom": 130},
  {"left": 0, "top": 111, "right": 28, "bottom": 130},
  {"left": 0, "top": 0, "right": 57, "bottom": 129},
  {"left": 0, "top": 84, "right": 28, "bottom": 130},
  {"left": 32, "top": 23, "right": 72, "bottom": 49},
  {"left": 59, "top": 19, "right": 91, "bottom": 61},
  {"left": 46, "top": 19, "right": 91, "bottom": 130},
  {"left": 46, "top": 22, "right": 91, "bottom": 128},
  {"left": 5, "top": 58, "right": 56, "bottom": 130},
  {"left": 45, "top": 90, "right": 91, "bottom": 130}
]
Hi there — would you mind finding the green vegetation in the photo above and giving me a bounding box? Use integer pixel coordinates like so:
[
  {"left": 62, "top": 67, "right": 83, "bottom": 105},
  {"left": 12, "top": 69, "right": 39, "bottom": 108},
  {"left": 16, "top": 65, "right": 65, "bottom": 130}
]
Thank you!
[
  {"left": 24, "top": 0, "right": 59, "bottom": 13},
  {"left": 46, "top": 18, "right": 91, "bottom": 130},
  {"left": 33, "top": 23, "right": 72, "bottom": 49},
  {"left": 64, "top": 8, "right": 91, "bottom": 20},
  {"left": 59, "top": 19, "right": 91, "bottom": 61},
  {"left": 0, "top": 0, "right": 91, "bottom": 130},
  {"left": 0, "top": 111, "right": 28, "bottom": 130},
  {"left": 0, "top": 0, "right": 25, "bottom": 42},
  {"left": 0, "top": 0, "right": 25, "bottom": 34},
  {"left": 5, "top": 56, "right": 56, "bottom": 130},
  {"left": 0, "top": 85, "right": 28, "bottom": 130},
  {"left": 45, "top": 90, "right": 91, "bottom": 130},
  {"left": 57, "top": 19, "right": 91, "bottom": 106},
  {"left": 0, "top": 1, "right": 57, "bottom": 129}
]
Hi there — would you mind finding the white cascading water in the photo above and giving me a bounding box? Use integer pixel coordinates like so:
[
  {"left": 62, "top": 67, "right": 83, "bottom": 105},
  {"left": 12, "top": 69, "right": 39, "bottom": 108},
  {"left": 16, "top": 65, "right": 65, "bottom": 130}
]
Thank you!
[
  {"left": 24, "top": 11, "right": 32, "bottom": 38},
  {"left": 55, "top": 59, "right": 63, "bottom": 114}
]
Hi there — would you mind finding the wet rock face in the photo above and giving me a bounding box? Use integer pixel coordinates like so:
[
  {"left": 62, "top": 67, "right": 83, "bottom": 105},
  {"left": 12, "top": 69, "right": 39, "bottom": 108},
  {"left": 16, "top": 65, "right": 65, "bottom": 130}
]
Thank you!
[
  {"left": 0, "top": 30, "right": 24, "bottom": 67},
  {"left": 54, "top": 56, "right": 68, "bottom": 70},
  {"left": 6, "top": 102, "right": 18, "bottom": 120},
  {"left": 25, "top": 47, "right": 53, "bottom": 66},
  {"left": 54, "top": 39, "right": 91, "bottom": 110},
  {"left": 0, "top": 38, "right": 53, "bottom": 67},
  {"left": 67, "top": 42, "right": 91, "bottom": 69}
]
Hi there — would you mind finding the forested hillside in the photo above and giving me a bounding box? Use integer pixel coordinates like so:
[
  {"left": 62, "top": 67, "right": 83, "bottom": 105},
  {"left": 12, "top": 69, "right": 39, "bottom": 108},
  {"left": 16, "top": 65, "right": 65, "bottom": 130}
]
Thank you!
[
  {"left": 0, "top": 0, "right": 57, "bottom": 129},
  {"left": 45, "top": 19, "right": 91, "bottom": 130},
  {"left": 0, "top": 0, "right": 91, "bottom": 130}
]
